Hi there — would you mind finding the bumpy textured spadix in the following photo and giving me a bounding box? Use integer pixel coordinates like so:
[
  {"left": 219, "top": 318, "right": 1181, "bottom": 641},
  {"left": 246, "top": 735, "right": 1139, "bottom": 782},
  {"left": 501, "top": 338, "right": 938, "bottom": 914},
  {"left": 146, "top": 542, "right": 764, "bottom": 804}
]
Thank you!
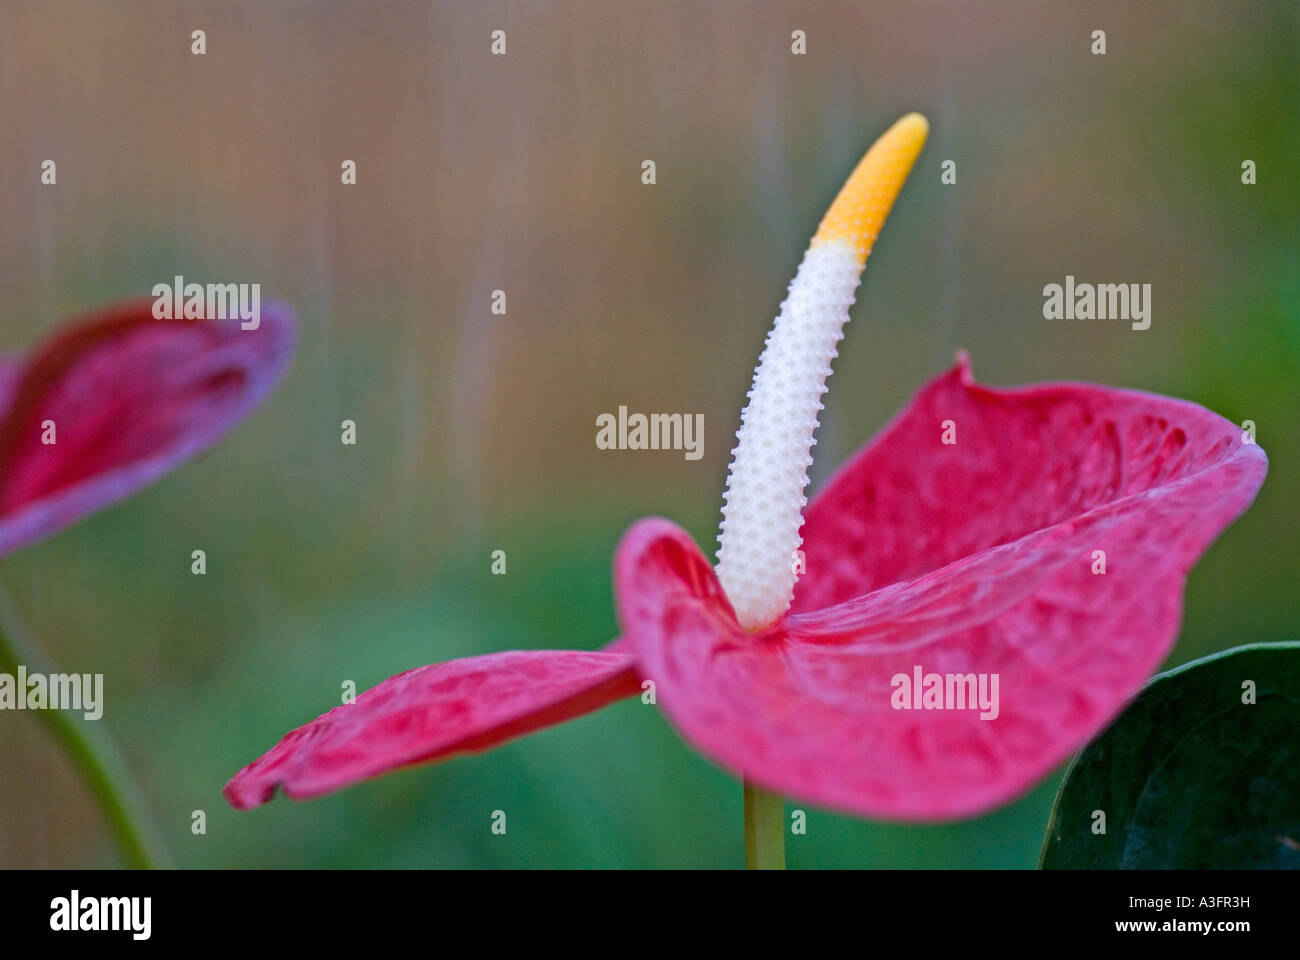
[{"left": 716, "top": 113, "right": 928, "bottom": 628}]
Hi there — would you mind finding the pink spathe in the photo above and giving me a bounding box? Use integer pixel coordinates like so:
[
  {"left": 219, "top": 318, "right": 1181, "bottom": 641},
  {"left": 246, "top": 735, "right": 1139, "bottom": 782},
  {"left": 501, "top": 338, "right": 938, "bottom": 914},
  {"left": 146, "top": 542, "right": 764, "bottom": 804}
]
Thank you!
[
  {"left": 225, "top": 354, "right": 1266, "bottom": 820},
  {"left": 0, "top": 299, "right": 295, "bottom": 559}
]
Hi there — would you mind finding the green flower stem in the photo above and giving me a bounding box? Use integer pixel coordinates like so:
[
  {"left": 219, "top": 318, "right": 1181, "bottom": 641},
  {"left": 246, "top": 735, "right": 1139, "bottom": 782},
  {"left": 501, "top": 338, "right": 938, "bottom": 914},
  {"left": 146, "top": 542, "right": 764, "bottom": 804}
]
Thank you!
[
  {"left": 743, "top": 780, "right": 786, "bottom": 869},
  {"left": 0, "top": 600, "right": 169, "bottom": 869}
]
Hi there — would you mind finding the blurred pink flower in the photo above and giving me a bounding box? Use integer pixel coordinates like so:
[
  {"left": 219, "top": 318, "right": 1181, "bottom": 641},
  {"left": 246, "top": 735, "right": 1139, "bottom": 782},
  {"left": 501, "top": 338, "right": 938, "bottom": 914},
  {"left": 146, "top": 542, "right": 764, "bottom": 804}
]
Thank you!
[
  {"left": 0, "top": 298, "right": 294, "bottom": 559},
  {"left": 225, "top": 354, "right": 1265, "bottom": 819}
]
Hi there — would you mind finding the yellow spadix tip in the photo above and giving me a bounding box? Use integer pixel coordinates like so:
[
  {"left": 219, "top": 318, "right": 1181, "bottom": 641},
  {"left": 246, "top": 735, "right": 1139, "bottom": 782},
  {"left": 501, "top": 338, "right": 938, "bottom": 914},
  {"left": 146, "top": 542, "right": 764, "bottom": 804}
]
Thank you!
[{"left": 811, "top": 111, "right": 928, "bottom": 267}]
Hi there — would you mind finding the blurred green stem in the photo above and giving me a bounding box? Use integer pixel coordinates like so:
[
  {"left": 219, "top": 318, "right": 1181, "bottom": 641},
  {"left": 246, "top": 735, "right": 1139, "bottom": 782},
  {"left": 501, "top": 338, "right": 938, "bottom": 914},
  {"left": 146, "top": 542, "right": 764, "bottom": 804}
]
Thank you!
[
  {"left": 0, "top": 595, "right": 168, "bottom": 869},
  {"left": 744, "top": 780, "right": 786, "bottom": 869}
]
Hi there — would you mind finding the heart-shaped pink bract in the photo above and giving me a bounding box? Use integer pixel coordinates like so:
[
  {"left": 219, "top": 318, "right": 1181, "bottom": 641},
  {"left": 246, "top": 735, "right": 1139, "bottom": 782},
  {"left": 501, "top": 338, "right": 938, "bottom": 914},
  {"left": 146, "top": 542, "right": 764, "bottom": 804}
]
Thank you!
[
  {"left": 225, "top": 355, "right": 1266, "bottom": 820},
  {"left": 0, "top": 298, "right": 295, "bottom": 560},
  {"left": 222, "top": 649, "right": 641, "bottom": 809}
]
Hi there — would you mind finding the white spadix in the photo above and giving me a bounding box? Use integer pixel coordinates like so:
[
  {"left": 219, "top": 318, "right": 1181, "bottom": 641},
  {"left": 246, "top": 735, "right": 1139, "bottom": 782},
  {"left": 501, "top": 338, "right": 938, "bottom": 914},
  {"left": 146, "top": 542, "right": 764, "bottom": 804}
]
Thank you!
[{"left": 715, "top": 113, "right": 929, "bottom": 629}]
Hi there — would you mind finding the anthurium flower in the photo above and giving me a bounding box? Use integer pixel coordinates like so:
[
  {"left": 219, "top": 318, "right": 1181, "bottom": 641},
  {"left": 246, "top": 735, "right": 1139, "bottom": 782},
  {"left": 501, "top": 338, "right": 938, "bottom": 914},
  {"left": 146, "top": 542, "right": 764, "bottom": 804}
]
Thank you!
[
  {"left": 225, "top": 114, "right": 1266, "bottom": 825},
  {"left": 0, "top": 298, "right": 294, "bottom": 559}
]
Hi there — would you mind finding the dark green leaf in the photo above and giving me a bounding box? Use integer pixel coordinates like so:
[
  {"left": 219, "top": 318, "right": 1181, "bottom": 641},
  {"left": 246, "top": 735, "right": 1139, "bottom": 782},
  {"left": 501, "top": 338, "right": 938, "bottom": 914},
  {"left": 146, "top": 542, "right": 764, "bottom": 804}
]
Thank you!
[{"left": 1041, "top": 642, "right": 1300, "bottom": 869}]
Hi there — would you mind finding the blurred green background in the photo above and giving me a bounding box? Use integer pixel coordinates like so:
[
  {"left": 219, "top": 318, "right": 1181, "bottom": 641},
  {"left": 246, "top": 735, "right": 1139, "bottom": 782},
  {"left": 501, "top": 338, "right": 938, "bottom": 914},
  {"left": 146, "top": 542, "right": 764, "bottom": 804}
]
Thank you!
[{"left": 0, "top": 0, "right": 1296, "bottom": 868}]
